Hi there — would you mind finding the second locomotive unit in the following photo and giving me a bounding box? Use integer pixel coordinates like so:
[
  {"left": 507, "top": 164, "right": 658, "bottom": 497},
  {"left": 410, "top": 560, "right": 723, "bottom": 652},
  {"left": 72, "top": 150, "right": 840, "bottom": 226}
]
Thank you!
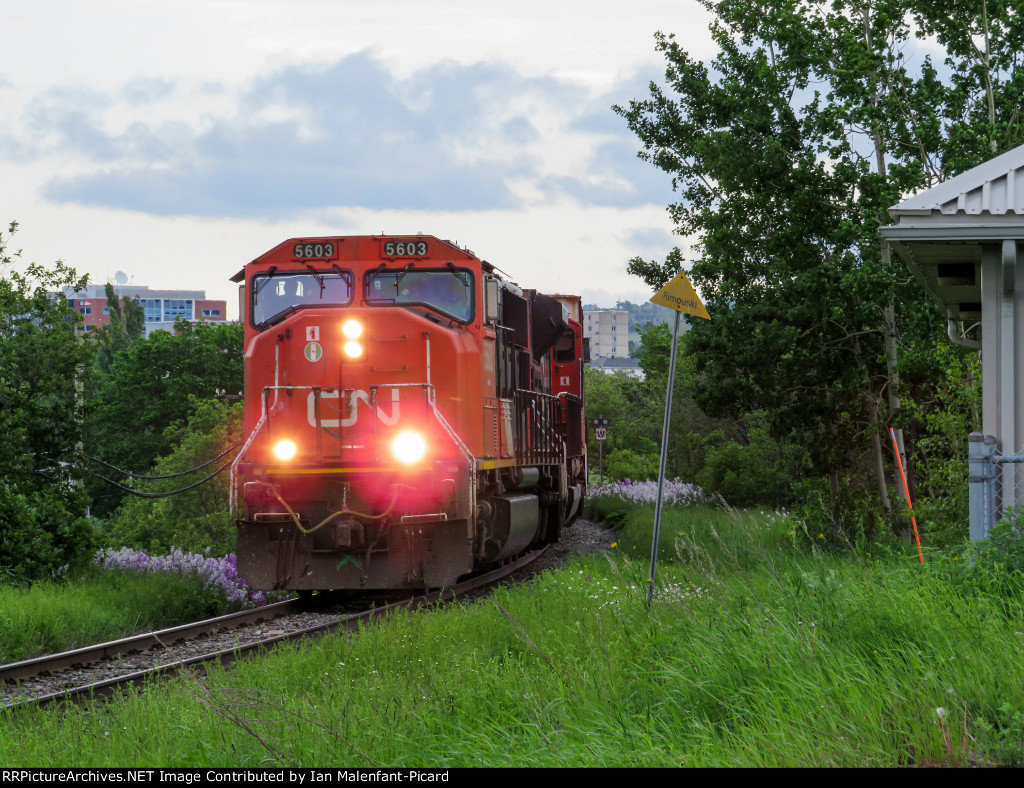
[{"left": 230, "top": 235, "right": 587, "bottom": 591}]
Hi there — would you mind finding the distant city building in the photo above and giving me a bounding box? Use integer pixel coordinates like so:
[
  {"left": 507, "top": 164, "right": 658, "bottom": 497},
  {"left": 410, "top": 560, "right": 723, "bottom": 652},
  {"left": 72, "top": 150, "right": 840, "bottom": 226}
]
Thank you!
[
  {"left": 583, "top": 310, "right": 629, "bottom": 359},
  {"left": 590, "top": 356, "right": 645, "bottom": 380},
  {"left": 63, "top": 284, "right": 227, "bottom": 338}
]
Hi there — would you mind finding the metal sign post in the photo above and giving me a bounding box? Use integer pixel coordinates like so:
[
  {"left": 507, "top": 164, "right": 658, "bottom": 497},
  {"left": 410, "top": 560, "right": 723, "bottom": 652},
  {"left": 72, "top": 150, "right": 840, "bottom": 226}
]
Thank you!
[
  {"left": 592, "top": 416, "right": 609, "bottom": 485},
  {"left": 647, "top": 270, "right": 710, "bottom": 608}
]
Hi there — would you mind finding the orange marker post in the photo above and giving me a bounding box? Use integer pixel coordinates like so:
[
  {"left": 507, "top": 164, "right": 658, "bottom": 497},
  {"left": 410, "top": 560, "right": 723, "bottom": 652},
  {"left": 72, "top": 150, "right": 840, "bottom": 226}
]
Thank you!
[{"left": 890, "top": 427, "right": 924, "bottom": 564}]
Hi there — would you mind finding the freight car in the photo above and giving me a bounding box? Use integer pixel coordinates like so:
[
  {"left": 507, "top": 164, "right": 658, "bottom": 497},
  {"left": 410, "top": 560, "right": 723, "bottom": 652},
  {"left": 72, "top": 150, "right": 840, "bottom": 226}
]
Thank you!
[{"left": 229, "top": 235, "right": 587, "bottom": 591}]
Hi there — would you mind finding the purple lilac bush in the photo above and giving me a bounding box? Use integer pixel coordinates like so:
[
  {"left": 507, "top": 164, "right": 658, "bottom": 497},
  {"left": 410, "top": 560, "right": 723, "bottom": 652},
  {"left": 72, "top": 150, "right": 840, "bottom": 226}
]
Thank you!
[
  {"left": 589, "top": 478, "right": 706, "bottom": 507},
  {"left": 94, "top": 547, "right": 267, "bottom": 608}
]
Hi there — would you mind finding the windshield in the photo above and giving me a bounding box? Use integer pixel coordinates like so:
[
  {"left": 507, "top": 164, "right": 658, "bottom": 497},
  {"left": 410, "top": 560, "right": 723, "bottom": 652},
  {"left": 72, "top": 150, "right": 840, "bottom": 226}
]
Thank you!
[
  {"left": 251, "top": 270, "right": 353, "bottom": 326},
  {"left": 365, "top": 268, "right": 474, "bottom": 323}
]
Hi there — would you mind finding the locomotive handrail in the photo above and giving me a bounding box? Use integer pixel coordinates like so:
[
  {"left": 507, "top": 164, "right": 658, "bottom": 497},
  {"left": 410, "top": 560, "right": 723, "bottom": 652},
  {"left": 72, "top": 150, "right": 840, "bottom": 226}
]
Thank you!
[
  {"left": 230, "top": 413, "right": 266, "bottom": 519},
  {"left": 230, "top": 383, "right": 331, "bottom": 519},
  {"left": 556, "top": 392, "right": 585, "bottom": 457},
  {"left": 532, "top": 394, "right": 567, "bottom": 463},
  {"left": 513, "top": 388, "right": 565, "bottom": 465}
]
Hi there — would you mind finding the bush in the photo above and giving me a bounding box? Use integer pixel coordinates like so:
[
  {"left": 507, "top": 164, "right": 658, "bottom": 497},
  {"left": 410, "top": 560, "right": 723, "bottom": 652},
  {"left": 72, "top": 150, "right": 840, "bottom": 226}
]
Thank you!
[
  {"left": 103, "top": 399, "right": 241, "bottom": 555},
  {"left": 604, "top": 447, "right": 660, "bottom": 482},
  {"left": 789, "top": 476, "right": 887, "bottom": 550},
  {"left": 696, "top": 423, "right": 808, "bottom": 508},
  {"left": 0, "top": 483, "right": 94, "bottom": 584}
]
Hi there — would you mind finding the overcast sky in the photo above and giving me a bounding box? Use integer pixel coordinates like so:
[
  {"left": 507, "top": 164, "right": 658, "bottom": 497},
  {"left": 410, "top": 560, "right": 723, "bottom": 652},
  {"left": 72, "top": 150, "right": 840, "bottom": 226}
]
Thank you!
[{"left": 0, "top": 1, "right": 716, "bottom": 315}]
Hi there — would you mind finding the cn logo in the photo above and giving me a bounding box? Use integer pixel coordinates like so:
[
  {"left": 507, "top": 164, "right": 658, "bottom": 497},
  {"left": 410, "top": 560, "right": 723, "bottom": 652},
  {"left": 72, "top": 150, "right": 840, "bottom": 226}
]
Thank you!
[{"left": 307, "top": 389, "right": 400, "bottom": 428}]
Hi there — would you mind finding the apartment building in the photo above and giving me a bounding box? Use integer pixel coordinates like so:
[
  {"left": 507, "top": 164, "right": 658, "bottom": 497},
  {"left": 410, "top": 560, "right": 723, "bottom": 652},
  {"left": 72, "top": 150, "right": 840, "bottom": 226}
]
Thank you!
[
  {"left": 64, "top": 284, "right": 227, "bottom": 338},
  {"left": 583, "top": 310, "right": 629, "bottom": 359}
]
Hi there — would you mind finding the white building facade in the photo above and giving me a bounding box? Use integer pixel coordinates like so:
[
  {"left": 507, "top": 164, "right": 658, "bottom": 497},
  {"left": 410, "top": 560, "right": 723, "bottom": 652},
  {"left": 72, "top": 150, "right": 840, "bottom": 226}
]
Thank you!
[{"left": 583, "top": 310, "right": 629, "bottom": 359}]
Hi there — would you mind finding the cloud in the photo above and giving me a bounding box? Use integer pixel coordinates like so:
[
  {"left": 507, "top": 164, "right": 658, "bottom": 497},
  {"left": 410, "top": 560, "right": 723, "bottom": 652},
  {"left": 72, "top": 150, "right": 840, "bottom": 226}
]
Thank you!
[
  {"left": 12, "top": 52, "right": 674, "bottom": 218},
  {"left": 622, "top": 226, "right": 677, "bottom": 251},
  {"left": 540, "top": 139, "right": 675, "bottom": 207},
  {"left": 122, "top": 78, "right": 176, "bottom": 105}
]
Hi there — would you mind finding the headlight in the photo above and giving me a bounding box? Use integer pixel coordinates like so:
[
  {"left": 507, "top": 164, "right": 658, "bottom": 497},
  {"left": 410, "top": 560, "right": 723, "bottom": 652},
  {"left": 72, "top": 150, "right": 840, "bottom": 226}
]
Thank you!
[
  {"left": 343, "top": 340, "right": 364, "bottom": 359},
  {"left": 342, "top": 319, "right": 363, "bottom": 339},
  {"left": 392, "top": 430, "right": 427, "bottom": 464},
  {"left": 273, "top": 439, "right": 297, "bottom": 461}
]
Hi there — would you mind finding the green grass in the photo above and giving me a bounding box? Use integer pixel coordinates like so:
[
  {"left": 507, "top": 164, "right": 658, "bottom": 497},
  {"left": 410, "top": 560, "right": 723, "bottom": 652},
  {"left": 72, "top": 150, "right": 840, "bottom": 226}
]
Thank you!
[
  {"left": 3, "top": 505, "right": 1024, "bottom": 766},
  {"left": 0, "top": 568, "right": 236, "bottom": 663}
]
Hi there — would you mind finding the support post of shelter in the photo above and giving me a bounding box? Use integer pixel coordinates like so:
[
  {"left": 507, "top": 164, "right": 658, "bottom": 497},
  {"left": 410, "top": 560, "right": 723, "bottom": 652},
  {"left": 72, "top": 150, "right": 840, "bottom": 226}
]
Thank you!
[
  {"left": 968, "top": 433, "right": 998, "bottom": 541},
  {"left": 880, "top": 143, "right": 1024, "bottom": 541}
]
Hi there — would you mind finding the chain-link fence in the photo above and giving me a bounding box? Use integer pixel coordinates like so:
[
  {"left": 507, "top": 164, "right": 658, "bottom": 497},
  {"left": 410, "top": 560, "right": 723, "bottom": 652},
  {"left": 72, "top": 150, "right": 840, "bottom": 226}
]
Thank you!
[{"left": 968, "top": 432, "right": 1024, "bottom": 539}]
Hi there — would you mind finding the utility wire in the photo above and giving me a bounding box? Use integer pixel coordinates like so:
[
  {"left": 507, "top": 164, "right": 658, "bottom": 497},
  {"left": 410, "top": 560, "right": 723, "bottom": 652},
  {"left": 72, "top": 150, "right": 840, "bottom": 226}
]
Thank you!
[
  {"left": 82, "top": 443, "right": 239, "bottom": 480},
  {"left": 92, "top": 454, "right": 238, "bottom": 499}
]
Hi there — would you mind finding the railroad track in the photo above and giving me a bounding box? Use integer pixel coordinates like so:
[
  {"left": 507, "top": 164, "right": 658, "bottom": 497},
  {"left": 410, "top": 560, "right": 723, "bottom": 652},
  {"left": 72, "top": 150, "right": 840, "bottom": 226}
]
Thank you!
[{"left": 1, "top": 547, "right": 545, "bottom": 711}]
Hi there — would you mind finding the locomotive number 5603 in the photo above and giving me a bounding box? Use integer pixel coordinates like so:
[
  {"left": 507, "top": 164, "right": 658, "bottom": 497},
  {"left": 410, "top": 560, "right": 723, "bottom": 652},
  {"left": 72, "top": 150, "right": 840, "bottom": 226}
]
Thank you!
[{"left": 384, "top": 240, "right": 429, "bottom": 257}]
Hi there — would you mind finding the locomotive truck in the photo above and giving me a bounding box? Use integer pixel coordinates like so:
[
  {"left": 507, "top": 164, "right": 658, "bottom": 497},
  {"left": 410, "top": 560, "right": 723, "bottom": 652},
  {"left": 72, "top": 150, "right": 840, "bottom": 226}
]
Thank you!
[{"left": 230, "top": 235, "right": 587, "bottom": 591}]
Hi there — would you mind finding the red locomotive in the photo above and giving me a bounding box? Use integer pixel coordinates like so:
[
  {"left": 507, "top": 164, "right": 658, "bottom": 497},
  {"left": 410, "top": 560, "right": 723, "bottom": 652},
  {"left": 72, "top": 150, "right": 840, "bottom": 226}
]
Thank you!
[{"left": 230, "top": 235, "right": 587, "bottom": 590}]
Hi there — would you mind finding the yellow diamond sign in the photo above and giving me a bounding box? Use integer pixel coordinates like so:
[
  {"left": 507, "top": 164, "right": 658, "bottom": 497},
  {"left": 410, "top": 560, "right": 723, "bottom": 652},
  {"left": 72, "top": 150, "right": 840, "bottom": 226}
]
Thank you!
[{"left": 650, "top": 270, "right": 710, "bottom": 319}]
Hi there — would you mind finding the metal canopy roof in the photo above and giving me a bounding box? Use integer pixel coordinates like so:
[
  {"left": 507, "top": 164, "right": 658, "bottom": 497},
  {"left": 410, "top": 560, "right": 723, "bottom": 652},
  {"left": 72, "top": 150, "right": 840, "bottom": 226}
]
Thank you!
[
  {"left": 881, "top": 144, "right": 1024, "bottom": 322},
  {"left": 891, "top": 145, "right": 1024, "bottom": 217}
]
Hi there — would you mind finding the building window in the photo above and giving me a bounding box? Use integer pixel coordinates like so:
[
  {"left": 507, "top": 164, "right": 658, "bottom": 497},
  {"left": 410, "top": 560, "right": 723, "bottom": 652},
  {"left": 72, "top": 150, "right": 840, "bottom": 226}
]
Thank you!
[
  {"left": 140, "top": 299, "right": 162, "bottom": 322},
  {"left": 79, "top": 307, "right": 91, "bottom": 315},
  {"left": 165, "top": 299, "right": 193, "bottom": 321}
]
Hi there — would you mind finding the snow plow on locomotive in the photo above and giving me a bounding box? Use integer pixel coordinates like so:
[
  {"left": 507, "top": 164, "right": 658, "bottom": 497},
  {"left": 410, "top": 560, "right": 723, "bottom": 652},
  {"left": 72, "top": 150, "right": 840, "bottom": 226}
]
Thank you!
[{"left": 230, "top": 235, "right": 587, "bottom": 591}]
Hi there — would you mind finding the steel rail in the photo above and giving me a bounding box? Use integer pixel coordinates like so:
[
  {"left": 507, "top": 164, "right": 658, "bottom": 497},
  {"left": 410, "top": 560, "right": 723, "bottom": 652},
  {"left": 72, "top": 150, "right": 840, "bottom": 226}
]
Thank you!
[
  {"left": 0, "top": 599, "right": 301, "bottom": 683},
  {"left": 2, "top": 547, "right": 545, "bottom": 712}
]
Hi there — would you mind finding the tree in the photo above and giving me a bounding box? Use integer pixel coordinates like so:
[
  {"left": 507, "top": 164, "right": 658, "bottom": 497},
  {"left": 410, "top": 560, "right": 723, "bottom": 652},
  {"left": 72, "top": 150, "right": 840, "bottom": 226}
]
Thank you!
[
  {"left": 95, "top": 282, "right": 144, "bottom": 374},
  {"left": 0, "top": 222, "right": 95, "bottom": 581},
  {"left": 103, "top": 398, "right": 242, "bottom": 555},
  {"left": 87, "top": 320, "right": 243, "bottom": 515},
  {"left": 615, "top": 0, "right": 1024, "bottom": 530}
]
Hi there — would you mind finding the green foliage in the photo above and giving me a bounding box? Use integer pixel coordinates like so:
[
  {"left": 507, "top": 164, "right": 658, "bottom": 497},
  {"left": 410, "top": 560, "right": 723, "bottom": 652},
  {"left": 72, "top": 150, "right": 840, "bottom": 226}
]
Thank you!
[
  {"left": 949, "top": 511, "right": 1024, "bottom": 602},
  {"left": 615, "top": 0, "right": 1024, "bottom": 529},
  {"left": 0, "top": 222, "right": 96, "bottom": 581},
  {"left": 604, "top": 444, "right": 660, "bottom": 483},
  {"left": 103, "top": 399, "right": 242, "bottom": 555},
  {"left": 583, "top": 493, "right": 632, "bottom": 529},
  {"left": 94, "top": 282, "right": 144, "bottom": 374},
  {"left": 901, "top": 343, "right": 981, "bottom": 545},
  {"left": 636, "top": 320, "right": 672, "bottom": 377},
  {"left": 585, "top": 325, "right": 810, "bottom": 507},
  {"left": 584, "top": 366, "right": 663, "bottom": 462},
  {"left": 789, "top": 477, "right": 888, "bottom": 550},
  {"left": 0, "top": 484, "right": 93, "bottom": 584},
  {"left": 697, "top": 420, "right": 809, "bottom": 508},
  {"left": 87, "top": 320, "right": 242, "bottom": 515}
]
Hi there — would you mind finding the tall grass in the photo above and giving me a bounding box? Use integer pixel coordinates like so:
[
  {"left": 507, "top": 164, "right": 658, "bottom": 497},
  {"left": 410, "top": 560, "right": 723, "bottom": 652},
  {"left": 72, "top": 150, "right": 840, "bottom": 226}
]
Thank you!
[
  {"left": 3, "top": 505, "right": 1024, "bottom": 766},
  {"left": 0, "top": 567, "right": 239, "bottom": 664}
]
